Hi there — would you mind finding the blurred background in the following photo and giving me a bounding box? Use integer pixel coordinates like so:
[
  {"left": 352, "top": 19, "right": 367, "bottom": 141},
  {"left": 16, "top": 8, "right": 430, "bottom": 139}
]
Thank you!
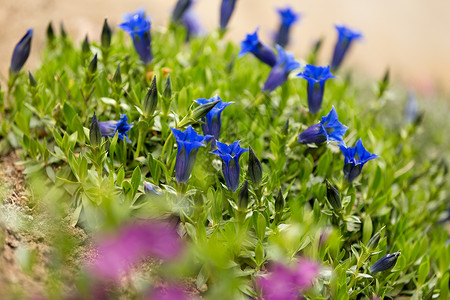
[{"left": 1, "top": 0, "right": 450, "bottom": 95}]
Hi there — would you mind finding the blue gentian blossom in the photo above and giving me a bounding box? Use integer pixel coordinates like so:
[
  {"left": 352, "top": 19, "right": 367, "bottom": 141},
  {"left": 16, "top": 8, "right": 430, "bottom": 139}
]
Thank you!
[
  {"left": 211, "top": 141, "right": 248, "bottom": 192},
  {"left": 194, "top": 95, "right": 233, "bottom": 140},
  {"left": 172, "top": 0, "right": 193, "bottom": 23},
  {"left": 171, "top": 126, "right": 210, "bottom": 183},
  {"left": 331, "top": 25, "right": 363, "bottom": 71},
  {"left": 220, "top": 0, "right": 238, "bottom": 30},
  {"left": 274, "top": 7, "right": 300, "bottom": 48},
  {"left": 297, "top": 65, "right": 336, "bottom": 114},
  {"left": 239, "top": 27, "right": 277, "bottom": 67},
  {"left": 98, "top": 114, "right": 133, "bottom": 143},
  {"left": 404, "top": 92, "right": 419, "bottom": 123},
  {"left": 263, "top": 45, "right": 301, "bottom": 92},
  {"left": 119, "top": 9, "right": 153, "bottom": 64},
  {"left": 340, "top": 139, "right": 379, "bottom": 182},
  {"left": 181, "top": 8, "right": 205, "bottom": 40},
  {"left": 10, "top": 29, "right": 33, "bottom": 74},
  {"left": 298, "top": 106, "right": 348, "bottom": 145}
]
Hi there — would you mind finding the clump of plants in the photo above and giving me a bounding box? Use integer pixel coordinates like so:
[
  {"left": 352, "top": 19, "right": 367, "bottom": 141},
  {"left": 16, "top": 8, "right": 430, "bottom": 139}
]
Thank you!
[{"left": 1, "top": 1, "right": 449, "bottom": 299}]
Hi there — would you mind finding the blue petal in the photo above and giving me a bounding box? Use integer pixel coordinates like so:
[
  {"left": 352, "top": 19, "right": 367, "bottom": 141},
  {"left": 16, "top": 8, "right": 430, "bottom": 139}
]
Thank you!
[
  {"left": 320, "top": 106, "right": 348, "bottom": 144},
  {"left": 298, "top": 124, "right": 327, "bottom": 144},
  {"left": 277, "top": 7, "right": 300, "bottom": 27}
]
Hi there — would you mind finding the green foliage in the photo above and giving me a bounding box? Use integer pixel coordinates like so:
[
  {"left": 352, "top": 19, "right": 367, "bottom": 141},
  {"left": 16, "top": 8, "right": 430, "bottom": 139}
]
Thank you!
[{"left": 1, "top": 21, "right": 449, "bottom": 299}]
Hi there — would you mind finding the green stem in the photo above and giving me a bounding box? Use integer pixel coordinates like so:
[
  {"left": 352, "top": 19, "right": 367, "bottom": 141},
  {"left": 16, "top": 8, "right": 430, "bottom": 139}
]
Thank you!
[{"left": 134, "top": 127, "right": 145, "bottom": 160}]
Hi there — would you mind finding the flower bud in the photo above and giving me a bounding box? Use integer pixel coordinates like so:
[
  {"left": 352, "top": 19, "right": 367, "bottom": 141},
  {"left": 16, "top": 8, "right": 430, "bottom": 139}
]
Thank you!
[
  {"left": 10, "top": 29, "right": 33, "bottom": 74},
  {"left": 164, "top": 75, "right": 172, "bottom": 99},
  {"left": 28, "top": 71, "right": 37, "bottom": 88},
  {"left": 369, "top": 251, "right": 401, "bottom": 273},
  {"left": 366, "top": 226, "right": 385, "bottom": 250},
  {"left": 191, "top": 98, "right": 220, "bottom": 121},
  {"left": 326, "top": 179, "right": 341, "bottom": 210},
  {"left": 248, "top": 146, "right": 262, "bottom": 186},
  {"left": 113, "top": 64, "right": 122, "bottom": 85},
  {"left": 275, "top": 189, "right": 285, "bottom": 214},
  {"left": 101, "top": 18, "right": 112, "bottom": 49},
  {"left": 82, "top": 35, "right": 90, "bottom": 54},
  {"left": 88, "top": 54, "right": 98, "bottom": 74},
  {"left": 89, "top": 112, "right": 102, "bottom": 147},
  {"left": 238, "top": 180, "right": 249, "bottom": 210},
  {"left": 282, "top": 119, "right": 289, "bottom": 136},
  {"left": 60, "top": 22, "right": 67, "bottom": 38},
  {"left": 143, "top": 76, "right": 158, "bottom": 117},
  {"left": 46, "top": 22, "right": 55, "bottom": 43}
]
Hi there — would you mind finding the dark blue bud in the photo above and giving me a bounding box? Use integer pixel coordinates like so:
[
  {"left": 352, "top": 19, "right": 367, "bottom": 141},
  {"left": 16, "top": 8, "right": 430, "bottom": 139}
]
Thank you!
[
  {"left": 172, "top": 0, "right": 193, "bottom": 23},
  {"left": 10, "top": 29, "right": 33, "bottom": 74},
  {"left": 326, "top": 179, "right": 341, "bottom": 210},
  {"left": 298, "top": 124, "right": 327, "bottom": 144},
  {"left": 220, "top": 0, "right": 238, "bottom": 30},
  {"left": 369, "top": 252, "right": 401, "bottom": 273}
]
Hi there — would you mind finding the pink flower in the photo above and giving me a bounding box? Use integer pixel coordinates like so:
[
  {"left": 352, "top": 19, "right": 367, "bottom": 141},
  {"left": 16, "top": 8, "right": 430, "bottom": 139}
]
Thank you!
[
  {"left": 147, "top": 285, "right": 190, "bottom": 300},
  {"left": 257, "top": 259, "right": 319, "bottom": 300},
  {"left": 88, "top": 221, "right": 183, "bottom": 281}
]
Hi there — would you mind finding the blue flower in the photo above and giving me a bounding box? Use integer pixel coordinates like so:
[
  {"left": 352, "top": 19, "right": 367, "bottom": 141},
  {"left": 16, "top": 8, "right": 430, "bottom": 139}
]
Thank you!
[
  {"left": 331, "top": 25, "right": 362, "bottom": 71},
  {"left": 369, "top": 252, "right": 401, "bottom": 273},
  {"left": 297, "top": 65, "right": 336, "bottom": 114},
  {"left": 263, "top": 45, "right": 301, "bottom": 92},
  {"left": 98, "top": 114, "right": 133, "bottom": 143},
  {"left": 119, "top": 9, "right": 152, "bottom": 64},
  {"left": 181, "top": 8, "right": 205, "bottom": 40},
  {"left": 239, "top": 27, "right": 277, "bottom": 67},
  {"left": 298, "top": 106, "right": 348, "bottom": 145},
  {"left": 404, "top": 92, "right": 419, "bottom": 123},
  {"left": 10, "top": 29, "right": 33, "bottom": 74},
  {"left": 144, "top": 181, "right": 162, "bottom": 196},
  {"left": 211, "top": 141, "right": 248, "bottom": 192},
  {"left": 220, "top": 0, "right": 238, "bottom": 30},
  {"left": 172, "top": 0, "right": 193, "bottom": 23},
  {"left": 274, "top": 7, "right": 300, "bottom": 48},
  {"left": 340, "top": 139, "right": 379, "bottom": 182},
  {"left": 194, "top": 95, "right": 233, "bottom": 140},
  {"left": 171, "top": 126, "right": 209, "bottom": 183}
]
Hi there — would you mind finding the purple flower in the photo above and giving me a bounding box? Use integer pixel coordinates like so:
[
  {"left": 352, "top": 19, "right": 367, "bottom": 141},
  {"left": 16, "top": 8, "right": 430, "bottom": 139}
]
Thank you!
[
  {"left": 98, "top": 114, "right": 133, "bottom": 143},
  {"left": 263, "top": 45, "right": 301, "bottom": 92},
  {"left": 274, "top": 7, "right": 300, "bottom": 48},
  {"left": 211, "top": 141, "right": 248, "bottom": 192},
  {"left": 298, "top": 106, "right": 348, "bottom": 145},
  {"left": 297, "top": 64, "right": 336, "bottom": 114},
  {"left": 147, "top": 285, "right": 190, "bottom": 300},
  {"left": 257, "top": 260, "right": 319, "bottom": 300},
  {"left": 220, "top": 0, "right": 238, "bottom": 30},
  {"left": 239, "top": 27, "right": 277, "bottom": 67},
  {"left": 119, "top": 9, "right": 153, "bottom": 64},
  {"left": 340, "top": 139, "right": 379, "bottom": 182},
  {"left": 181, "top": 8, "right": 205, "bottom": 40},
  {"left": 171, "top": 126, "right": 210, "bottom": 183},
  {"left": 89, "top": 221, "right": 183, "bottom": 281},
  {"left": 331, "top": 25, "right": 362, "bottom": 71},
  {"left": 10, "top": 29, "right": 33, "bottom": 74},
  {"left": 194, "top": 95, "right": 233, "bottom": 140}
]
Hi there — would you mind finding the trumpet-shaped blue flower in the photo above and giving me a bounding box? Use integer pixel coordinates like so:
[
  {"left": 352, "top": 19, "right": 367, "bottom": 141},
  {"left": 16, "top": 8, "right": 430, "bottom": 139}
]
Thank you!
[
  {"left": 263, "top": 45, "right": 301, "bottom": 92},
  {"left": 274, "top": 7, "right": 300, "bottom": 48},
  {"left": 331, "top": 25, "right": 362, "bottom": 71},
  {"left": 181, "top": 8, "right": 205, "bottom": 40},
  {"left": 10, "top": 29, "right": 33, "bottom": 74},
  {"left": 98, "top": 114, "right": 133, "bottom": 143},
  {"left": 239, "top": 27, "right": 277, "bottom": 67},
  {"left": 171, "top": 126, "right": 210, "bottom": 183},
  {"left": 220, "top": 0, "right": 238, "bottom": 30},
  {"left": 194, "top": 95, "right": 233, "bottom": 140},
  {"left": 298, "top": 106, "right": 348, "bottom": 145},
  {"left": 172, "top": 0, "right": 193, "bottom": 23},
  {"left": 340, "top": 139, "right": 379, "bottom": 182},
  {"left": 211, "top": 141, "right": 248, "bottom": 192},
  {"left": 119, "top": 9, "right": 153, "bottom": 64},
  {"left": 297, "top": 65, "right": 336, "bottom": 114}
]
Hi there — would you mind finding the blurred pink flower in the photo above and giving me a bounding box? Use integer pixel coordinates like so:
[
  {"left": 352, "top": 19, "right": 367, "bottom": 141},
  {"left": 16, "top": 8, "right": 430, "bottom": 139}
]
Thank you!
[
  {"left": 147, "top": 285, "right": 190, "bottom": 300},
  {"left": 89, "top": 221, "right": 183, "bottom": 281},
  {"left": 257, "top": 259, "right": 319, "bottom": 300}
]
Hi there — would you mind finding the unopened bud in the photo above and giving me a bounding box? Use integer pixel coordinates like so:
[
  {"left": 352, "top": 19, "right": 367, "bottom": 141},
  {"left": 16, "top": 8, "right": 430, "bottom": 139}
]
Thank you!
[
  {"left": 89, "top": 112, "right": 102, "bottom": 147},
  {"left": 101, "top": 18, "right": 112, "bottom": 49},
  {"left": 46, "top": 22, "right": 55, "bottom": 43},
  {"left": 367, "top": 226, "right": 385, "bottom": 250},
  {"left": 143, "top": 76, "right": 158, "bottom": 117},
  {"left": 82, "top": 35, "right": 90, "bottom": 53},
  {"left": 369, "top": 251, "right": 401, "bottom": 273},
  {"left": 28, "top": 71, "right": 37, "bottom": 88},
  {"left": 248, "top": 146, "right": 262, "bottom": 186},
  {"left": 326, "top": 179, "right": 341, "bottom": 210},
  {"left": 275, "top": 189, "right": 285, "bottom": 213},
  {"left": 113, "top": 64, "right": 122, "bottom": 85},
  {"left": 88, "top": 54, "right": 98, "bottom": 74},
  {"left": 238, "top": 180, "right": 249, "bottom": 210},
  {"left": 191, "top": 98, "right": 220, "bottom": 120},
  {"left": 164, "top": 75, "right": 172, "bottom": 99}
]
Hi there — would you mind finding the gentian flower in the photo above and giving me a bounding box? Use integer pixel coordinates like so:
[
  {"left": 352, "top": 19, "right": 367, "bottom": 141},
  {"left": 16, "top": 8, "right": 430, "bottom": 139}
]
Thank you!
[
  {"left": 181, "top": 8, "right": 205, "bottom": 40},
  {"left": 274, "top": 7, "right": 300, "bottom": 48},
  {"left": 98, "top": 114, "right": 133, "bottom": 143},
  {"left": 297, "top": 64, "right": 336, "bottom": 114},
  {"left": 257, "top": 259, "right": 319, "bottom": 300},
  {"left": 119, "top": 9, "right": 153, "bottom": 64},
  {"left": 89, "top": 221, "right": 183, "bottom": 281},
  {"left": 340, "top": 139, "right": 379, "bottom": 182},
  {"left": 298, "top": 106, "right": 348, "bottom": 145},
  {"left": 220, "top": 0, "right": 238, "bottom": 30},
  {"left": 172, "top": 0, "right": 193, "bottom": 23},
  {"left": 263, "top": 45, "right": 301, "bottom": 92},
  {"left": 194, "top": 95, "right": 233, "bottom": 140},
  {"left": 369, "top": 252, "right": 401, "bottom": 273},
  {"left": 171, "top": 126, "right": 210, "bottom": 183},
  {"left": 211, "top": 141, "right": 248, "bottom": 192},
  {"left": 10, "top": 29, "right": 33, "bottom": 74},
  {"left": 331, "top": 25, "right": 363, "bottom": 71},
  {"left": 238, "top": 27, "right": 277, "bottom": 67}
]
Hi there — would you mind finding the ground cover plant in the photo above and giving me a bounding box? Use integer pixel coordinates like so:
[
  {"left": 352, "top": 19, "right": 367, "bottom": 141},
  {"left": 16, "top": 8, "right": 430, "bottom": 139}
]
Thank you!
[{"left": 0, "top": 1, "right": 449, "bottom": 299}]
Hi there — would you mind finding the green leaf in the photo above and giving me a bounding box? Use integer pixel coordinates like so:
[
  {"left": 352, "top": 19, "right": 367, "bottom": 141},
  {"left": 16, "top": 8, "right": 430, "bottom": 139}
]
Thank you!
[{"left": 131, "top": 166, "right": 141, "bottom": 195}]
